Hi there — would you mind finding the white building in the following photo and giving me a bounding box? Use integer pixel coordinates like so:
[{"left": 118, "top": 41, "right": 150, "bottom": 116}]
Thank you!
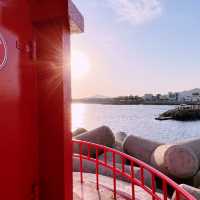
[
  {"left": 192, "top": 93, "right": 200, "bottom": 102},
  {"left": 168, "top": 92, "right": 179, "bottom": 102},
  {"left": 144, "top": 94, "right": 154, "bottom": 101},
  {"left": 184, "top": 96, "right": 192, "bottom": 102}
]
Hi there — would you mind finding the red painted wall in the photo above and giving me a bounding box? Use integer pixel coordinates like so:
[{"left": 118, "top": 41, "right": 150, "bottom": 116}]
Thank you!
[{"left": 0, "top": 1, "right": 72, "bottom": 200}]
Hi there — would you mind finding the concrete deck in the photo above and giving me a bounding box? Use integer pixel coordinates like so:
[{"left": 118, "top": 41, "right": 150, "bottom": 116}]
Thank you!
[{"left": 73, "top": 172, "right": 163, "bottom": 200}]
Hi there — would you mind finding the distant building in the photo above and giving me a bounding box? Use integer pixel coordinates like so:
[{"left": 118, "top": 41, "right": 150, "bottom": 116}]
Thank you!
[
  {"left": 155, "top": 94, "right": 161, "bottom": 101},
  {"left": 183, "top": 96, "right": 192, "bottom": 102},
  {"left": 144, "top": 94, "right": 154, "bottom": 101},
  {"left": 192, "top": 93, "right": 200, "bottom": 102},
  {"left": 159, "top": 95, "right": 169, "bottom": 101},
  {"left": 178, "top": 89, "right": 200, "bottom": 103},
  {"left": 178, "top": 93, "right": 200, "bottom": 103},
  {"left": 168, "top": 92, "right": 179, "bottom": 102}
]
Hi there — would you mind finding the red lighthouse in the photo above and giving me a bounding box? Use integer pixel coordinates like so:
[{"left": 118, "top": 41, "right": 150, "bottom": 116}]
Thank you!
[
  {"left": 0, "top": 1, "right": 197, "bottom": 200},
  {"left": 0, "top": 1, "right": 83, "bottom": 200}
]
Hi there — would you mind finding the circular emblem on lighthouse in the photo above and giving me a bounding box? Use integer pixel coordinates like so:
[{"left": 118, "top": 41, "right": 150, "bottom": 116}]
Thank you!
[{"left": 0, "top": 33, "right": 7, "bottom": 70}]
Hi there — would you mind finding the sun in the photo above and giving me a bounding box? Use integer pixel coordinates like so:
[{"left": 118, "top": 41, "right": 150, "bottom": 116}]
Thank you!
[{"left": 71, "top": 50, "right": 90, "bottom": 79}]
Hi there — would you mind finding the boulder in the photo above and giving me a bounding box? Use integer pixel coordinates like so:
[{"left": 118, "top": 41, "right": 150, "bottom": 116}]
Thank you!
[
  {"left": 73, "top": 128, "right": 87, "bottom": 137},
  {"left": 74, "top": 126, "right": 115, "bottom": 157},
  {"left": 151, "top": 144, "right": 199, "bottom": 179},
  {"left": 171, "top": 184, "right": 200, "bottom": 200},
  {"left": 123, "top": 135, "right": 163, "bottom": 165}
]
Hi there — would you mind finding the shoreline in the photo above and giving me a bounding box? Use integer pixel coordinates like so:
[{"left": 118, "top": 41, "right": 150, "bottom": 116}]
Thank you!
[{"left": 72, "top": 101, "right": 185, "bottom": 106}]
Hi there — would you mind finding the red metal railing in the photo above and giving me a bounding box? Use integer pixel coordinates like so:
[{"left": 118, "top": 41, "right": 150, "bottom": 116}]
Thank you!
[{"left": 73, "top": 139, "right": 196, "bottom": 200}]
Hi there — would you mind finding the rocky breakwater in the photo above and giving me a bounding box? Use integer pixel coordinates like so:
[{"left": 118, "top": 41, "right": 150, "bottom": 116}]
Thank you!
[
  {"left": 73, "top": 126, "right": 200, "bottom": 199},
  {"left": 123, "top": 135, "right": 200, "bottom": 182},
  {"left": 156, "top": 107, "right": 200, "bottom": 121},
  {"left": 123, "top": 135, "right": 200, "bottom": 198},
  {"left": 73, "top": 127, "right": 154, "bottom": 188}
]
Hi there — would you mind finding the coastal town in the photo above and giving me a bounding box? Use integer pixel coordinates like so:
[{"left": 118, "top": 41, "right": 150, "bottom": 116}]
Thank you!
[{"left": 73, "top": 88, "right": 200, "bottom": 105}]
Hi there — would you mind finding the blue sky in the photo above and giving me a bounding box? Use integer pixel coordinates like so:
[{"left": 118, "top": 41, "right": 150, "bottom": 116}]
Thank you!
[{"left": 71, "top": 0, "right": 200, "bottom": 98}]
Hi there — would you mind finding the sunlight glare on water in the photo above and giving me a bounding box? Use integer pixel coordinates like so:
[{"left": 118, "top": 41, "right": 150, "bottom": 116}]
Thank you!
[{"left": 72, "top": 103, "right": 86, "bottom": 131}]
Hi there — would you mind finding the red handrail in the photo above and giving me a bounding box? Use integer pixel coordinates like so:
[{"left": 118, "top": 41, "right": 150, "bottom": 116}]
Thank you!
[{"left": 73, "top": 139, "right": 196, "bottom": 200}]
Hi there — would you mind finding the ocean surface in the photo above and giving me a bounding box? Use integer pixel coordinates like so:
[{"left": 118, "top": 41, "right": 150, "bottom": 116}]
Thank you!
[{"left": 72, "top": 103, "right": 200, "bottom": 143}]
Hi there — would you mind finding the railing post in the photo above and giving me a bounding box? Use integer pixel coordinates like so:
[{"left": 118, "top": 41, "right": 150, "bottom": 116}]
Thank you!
[
  {"left": 87, "top": 144, "right": 90, "bottom": 160},
  {"left": 131, "top": 161, "right": 135, "bottom": 200},
  {"left": 79, "top": 143, "right": 83, "bottom": 183},
  {"left": 104, "top": 148, "right": 107, "bottom": 164},
  {"left": 113, "top": 152, "right": 117, "bottom": 200},
  {"left": 122, "top": 157, "right": 125, "bottom": 173},
  {"left": 96, "top": 147, "right": 99, "bottom": 190},
  {"left": 162, "top": 180, "right": 168, "bottom": 200},
  {"left": 151, "top": 174, "right": 156, "bottom": 200},
  {"left": 176, "top": 191, "right": 180, "bottom": 200},
  {"left": 140, "top": 166, "right": 144, "bottom": 186}
]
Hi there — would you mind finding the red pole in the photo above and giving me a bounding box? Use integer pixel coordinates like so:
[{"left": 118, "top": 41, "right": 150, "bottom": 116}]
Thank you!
[{"left": 35, "top": 19, "right": 71, "bottom": 200}]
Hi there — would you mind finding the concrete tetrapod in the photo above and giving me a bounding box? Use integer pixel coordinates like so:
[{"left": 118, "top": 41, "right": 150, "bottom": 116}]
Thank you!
[
  {"left": 179, "top": 138, "right": 200, "bottom": 164},
  {"left": 191, "top": 170, "right": 200, "bottom": 188},
  {"left": 73, "top": 126, "right": 115, "bottom": 157},
  {"left": 73, "top": 157, "right": 154, "bottom": 188},
  {"left": 114, "top": 132, "right": 127, "bottom": 152},
  {"left": 115, "top": 132, "right": 127, "bottom": 144},
  {"left": 151, "top": 144, "right": 199, "bottom": 179},
  {"left": 123, "top": 135, "right": 163, "bottom": 165},
  {"left": 98, "top": 152, "right": 123, "bottom": 164},
  {"left": 171, "top": 184, "right": 200, "bottom": 200},
  {"left": 73, "top": 128, "right": 88, "bottom": 137}
]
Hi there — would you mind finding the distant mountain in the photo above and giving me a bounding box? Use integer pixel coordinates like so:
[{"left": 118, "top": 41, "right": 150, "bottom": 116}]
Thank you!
[
  {"left": 80, "top": 95, "right": 110, "bottom": 100},
  {"left": 73, "top": 95, "right": 110, "bottom": 101},
  {"left": 88, "top": 95, "right": 109, "bottom": 99}
]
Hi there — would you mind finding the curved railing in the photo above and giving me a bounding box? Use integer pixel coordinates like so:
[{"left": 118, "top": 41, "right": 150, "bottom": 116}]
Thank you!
[{"left": 73, "top": 139, "right": 196, "bottom": 200}]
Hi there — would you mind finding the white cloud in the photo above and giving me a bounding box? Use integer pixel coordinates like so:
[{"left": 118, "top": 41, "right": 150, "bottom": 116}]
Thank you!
[{"left": 106, "top": 0, "right": 163, "bottom": 25}]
